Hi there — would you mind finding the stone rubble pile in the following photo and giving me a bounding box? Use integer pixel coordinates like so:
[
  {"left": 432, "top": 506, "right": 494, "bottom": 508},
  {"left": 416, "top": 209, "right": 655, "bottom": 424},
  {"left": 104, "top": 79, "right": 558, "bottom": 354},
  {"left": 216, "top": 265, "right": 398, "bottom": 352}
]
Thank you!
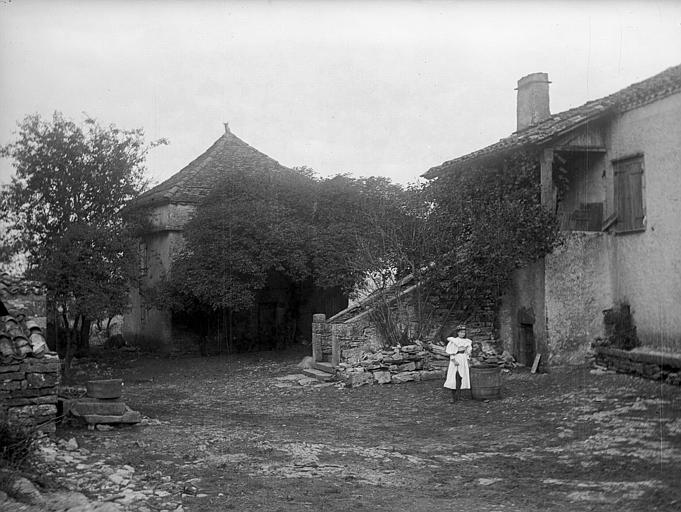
[
  {"left": 335, "top": 338, "right": 517, "bottom": 388},
  {"left": 336, "top": 342, "right": 445, "bottom": 387},
  {"left": 0, "top": 314, "right": 59, "bottom": 432}
]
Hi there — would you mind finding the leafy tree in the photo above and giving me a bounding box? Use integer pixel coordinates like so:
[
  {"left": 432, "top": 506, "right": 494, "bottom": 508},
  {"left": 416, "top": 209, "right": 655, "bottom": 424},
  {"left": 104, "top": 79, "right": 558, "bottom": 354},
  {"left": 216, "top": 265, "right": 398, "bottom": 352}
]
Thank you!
[
  {"left": 156, "top": 167, "right": 409, "bottom": 348},
  {"left": 0, "top": 112, "right": 157, "bottom": 376},
  {"left": 425, "top": 151, "right": 561, "bottom": 331}
]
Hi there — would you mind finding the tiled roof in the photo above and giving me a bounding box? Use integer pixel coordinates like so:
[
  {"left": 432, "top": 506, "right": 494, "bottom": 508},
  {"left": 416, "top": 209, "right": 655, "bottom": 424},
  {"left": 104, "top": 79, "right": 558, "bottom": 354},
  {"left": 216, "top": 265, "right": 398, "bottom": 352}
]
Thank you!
[
  {"left": 0, "top": 273, "right": 44, "bottom": 297},
  {"left": 0, "top": 314, "right": 49, "bottom": 362},
  {"left": 424, "top": 64, "right": 681, "bottom": 178},
  {"left": 128, "top": 126, "right": 293, "bottom": 209}
]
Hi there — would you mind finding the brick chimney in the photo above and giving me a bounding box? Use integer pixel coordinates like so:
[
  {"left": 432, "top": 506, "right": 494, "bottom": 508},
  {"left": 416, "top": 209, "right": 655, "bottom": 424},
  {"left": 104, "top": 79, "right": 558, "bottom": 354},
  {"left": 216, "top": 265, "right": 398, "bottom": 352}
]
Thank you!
[{"left": 516, "top": 72, "right": 550, "bottom": 131}]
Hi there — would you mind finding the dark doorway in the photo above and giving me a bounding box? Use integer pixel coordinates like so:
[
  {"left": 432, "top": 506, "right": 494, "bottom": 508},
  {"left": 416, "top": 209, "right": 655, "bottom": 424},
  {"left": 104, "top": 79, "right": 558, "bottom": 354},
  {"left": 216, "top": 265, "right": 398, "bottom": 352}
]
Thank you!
[{"left": 518, "top": 323, "right": 536, "bottom": 366}]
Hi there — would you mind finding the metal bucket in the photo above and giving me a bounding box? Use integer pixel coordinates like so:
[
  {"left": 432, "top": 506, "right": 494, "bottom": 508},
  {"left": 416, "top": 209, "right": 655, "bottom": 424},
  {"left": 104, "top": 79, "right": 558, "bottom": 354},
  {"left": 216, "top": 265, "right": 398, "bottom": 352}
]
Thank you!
[{"left": 470, "top": 365, "right": 502, "bottom": 400}]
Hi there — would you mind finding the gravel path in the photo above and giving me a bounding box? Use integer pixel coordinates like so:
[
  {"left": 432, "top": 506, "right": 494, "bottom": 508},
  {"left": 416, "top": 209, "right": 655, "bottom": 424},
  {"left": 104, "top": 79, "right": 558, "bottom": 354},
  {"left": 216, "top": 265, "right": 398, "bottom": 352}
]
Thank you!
[{"left": 23, "top": 350, "right": 681, "bottom": 511}]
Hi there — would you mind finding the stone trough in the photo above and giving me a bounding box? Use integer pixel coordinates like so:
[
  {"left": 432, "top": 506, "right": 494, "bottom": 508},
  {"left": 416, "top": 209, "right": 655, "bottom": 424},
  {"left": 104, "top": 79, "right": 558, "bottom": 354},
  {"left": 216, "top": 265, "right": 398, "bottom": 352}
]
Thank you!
[{"left": 65, "top": 379, "right": 141, "bottom": 428}]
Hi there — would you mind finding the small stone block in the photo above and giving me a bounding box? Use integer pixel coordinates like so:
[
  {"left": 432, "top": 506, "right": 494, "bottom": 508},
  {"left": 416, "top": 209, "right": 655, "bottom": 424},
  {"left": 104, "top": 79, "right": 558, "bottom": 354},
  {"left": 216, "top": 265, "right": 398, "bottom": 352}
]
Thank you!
[
  {"left": 1, "top": 372, "right": 25, "bottom": 381},
  {"left": 81, "top": 406, "right": 141, "bottom": 425},
  {"left": 373, "top": 371, "right": 391, "bottom": 384},
  {"left": 71, "top": 399, "right": 127, "bottom": 416},
  {"left": 26, "top": 372, "right": 59, "bottom": 389},
  {"left": 0, "top": 364, "right": 21, "bottom": 373},
  {"left": 392, "top": 371, "right": 416, "bottom": 384},
  {"left": 397, "top": 362, "right": 416, "bottom": 372},
  {"left": 0, "top": 380, "right": 22, "bottom": 391},
  {"left": 346, "top": 372, "right": 374, "bottom": 388},
  {"left": 310, "top": 361, "right": 335, "bottom": 374},
  {"left": 301, "top": 369, "right": 334, "bottom": 382},
  {"left": 86, "top": 379, "right": 123, "bottom": 399}
]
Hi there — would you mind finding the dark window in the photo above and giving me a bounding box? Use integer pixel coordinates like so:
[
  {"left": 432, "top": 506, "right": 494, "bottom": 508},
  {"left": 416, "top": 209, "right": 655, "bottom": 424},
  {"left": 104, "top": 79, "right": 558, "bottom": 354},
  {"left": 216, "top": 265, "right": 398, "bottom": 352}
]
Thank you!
[{"left": 613, "top": 156, "right": 645, "bottom": 233}]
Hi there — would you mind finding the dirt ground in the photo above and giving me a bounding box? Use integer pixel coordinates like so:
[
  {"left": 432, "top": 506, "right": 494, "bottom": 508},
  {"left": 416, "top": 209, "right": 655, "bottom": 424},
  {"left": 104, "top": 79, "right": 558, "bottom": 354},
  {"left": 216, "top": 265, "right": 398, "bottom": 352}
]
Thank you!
[{"left": 54, "top": 348, "right": 681, "bottom": 512}]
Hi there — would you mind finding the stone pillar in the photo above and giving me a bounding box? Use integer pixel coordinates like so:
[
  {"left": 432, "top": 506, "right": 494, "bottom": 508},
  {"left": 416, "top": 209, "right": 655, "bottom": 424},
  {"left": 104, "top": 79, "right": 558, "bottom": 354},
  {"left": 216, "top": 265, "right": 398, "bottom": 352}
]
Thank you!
[
  {"left": 311, "top": 314, "right": 326, "bottom": 362},
  {"left": 331, "top": 331, "right": 340, "bottom": 367}
]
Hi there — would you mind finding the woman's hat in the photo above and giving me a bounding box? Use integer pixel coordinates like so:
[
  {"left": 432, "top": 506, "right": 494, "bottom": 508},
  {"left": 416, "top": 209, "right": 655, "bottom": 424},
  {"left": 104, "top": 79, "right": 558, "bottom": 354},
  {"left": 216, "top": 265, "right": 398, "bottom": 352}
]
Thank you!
[{"left": 456, "top": 324, "right": 466, "bottom": 330}]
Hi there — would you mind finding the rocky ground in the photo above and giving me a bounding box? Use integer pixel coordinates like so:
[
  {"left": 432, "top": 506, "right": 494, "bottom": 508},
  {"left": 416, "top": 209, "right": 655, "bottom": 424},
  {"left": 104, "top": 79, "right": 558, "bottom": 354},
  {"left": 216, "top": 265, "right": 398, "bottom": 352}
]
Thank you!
[{"left": 3, "top": 348, "right": 681, "bottom": 511}]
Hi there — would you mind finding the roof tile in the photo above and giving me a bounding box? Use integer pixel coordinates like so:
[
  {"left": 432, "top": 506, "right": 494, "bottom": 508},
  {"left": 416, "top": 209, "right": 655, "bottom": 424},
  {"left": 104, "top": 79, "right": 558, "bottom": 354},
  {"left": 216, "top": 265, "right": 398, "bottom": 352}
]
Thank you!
[
  {"left": 128, "top": 129, "right": 293, "bottom": 209},
  {"left": 424, "top": 64, "right": 681, "bottom": 178}
]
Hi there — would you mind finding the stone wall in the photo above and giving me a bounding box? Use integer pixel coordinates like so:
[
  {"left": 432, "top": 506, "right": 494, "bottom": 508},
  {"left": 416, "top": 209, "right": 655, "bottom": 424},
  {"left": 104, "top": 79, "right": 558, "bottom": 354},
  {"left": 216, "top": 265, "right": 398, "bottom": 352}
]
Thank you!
[
  {"left": 595, "top": 346, "right": 681, "bottom": 386},
  {"left": 1, "top": 280, "right": 58, "bottom": 433},
  {"left": 311, "top": 284, "right": 508, "bottom": 387},
  {"left": 338, "top": 342, "right": 447, "bottom": 387},
  {"left": 545, "top": 232, "right": 612, "bottom": 365},
  {"left": 0, "top": 353, "right": 60, "bottom": 432}
]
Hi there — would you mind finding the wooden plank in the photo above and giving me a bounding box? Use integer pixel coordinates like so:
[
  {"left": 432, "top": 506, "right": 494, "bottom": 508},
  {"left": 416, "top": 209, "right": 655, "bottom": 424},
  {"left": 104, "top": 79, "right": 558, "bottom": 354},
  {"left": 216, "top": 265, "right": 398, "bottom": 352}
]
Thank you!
[{"left": 531, "top": 354, "right": 541, "bottom": 374}]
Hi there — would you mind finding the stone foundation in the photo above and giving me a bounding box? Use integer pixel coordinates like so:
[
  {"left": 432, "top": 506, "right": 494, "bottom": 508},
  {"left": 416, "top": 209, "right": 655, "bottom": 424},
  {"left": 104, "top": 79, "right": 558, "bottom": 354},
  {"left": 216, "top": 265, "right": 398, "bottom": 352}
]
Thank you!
[
  {"left": 0, "top": 353, "right": 60, "bottom": 432},
  {"left": 595, "top": 346, "right": 681, "bottom": 386}
]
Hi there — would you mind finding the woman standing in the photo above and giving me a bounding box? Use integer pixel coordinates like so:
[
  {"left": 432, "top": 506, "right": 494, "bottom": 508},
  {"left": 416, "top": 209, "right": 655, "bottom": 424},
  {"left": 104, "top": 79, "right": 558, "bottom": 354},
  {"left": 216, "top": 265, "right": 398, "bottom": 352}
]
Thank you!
[{"left": 443, "top": 325, "right": 472, "bottom": 402}]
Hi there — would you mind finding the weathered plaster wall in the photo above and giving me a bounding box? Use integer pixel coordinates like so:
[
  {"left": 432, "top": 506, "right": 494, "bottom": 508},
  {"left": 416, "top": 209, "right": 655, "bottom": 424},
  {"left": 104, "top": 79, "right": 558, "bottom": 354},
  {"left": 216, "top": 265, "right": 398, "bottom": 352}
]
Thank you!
[
  {"left": 604, "top": 93, "right": 681, "bottom": 351},
  {"left": 545, "top": 232, "right": 612, "bottom": 364},
  {"left": 146, "top": 204, "right": 195, "bottom": 232},
  {"left": 498, "top": 261, "right": 546, "bottom": 363},
  {"left": 123, "top": 204, "right": 189, "bottom": 349}
]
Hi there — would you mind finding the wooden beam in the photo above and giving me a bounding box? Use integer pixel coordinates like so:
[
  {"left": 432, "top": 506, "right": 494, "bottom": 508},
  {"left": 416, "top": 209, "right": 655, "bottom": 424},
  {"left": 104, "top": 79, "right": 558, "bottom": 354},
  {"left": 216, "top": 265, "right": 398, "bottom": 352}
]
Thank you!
[
  {"left": 531, "top": 354, "right": 542, "bottom": 374},
  {"left": 553, "top": 145, "right": 606, "bottom": 153}
]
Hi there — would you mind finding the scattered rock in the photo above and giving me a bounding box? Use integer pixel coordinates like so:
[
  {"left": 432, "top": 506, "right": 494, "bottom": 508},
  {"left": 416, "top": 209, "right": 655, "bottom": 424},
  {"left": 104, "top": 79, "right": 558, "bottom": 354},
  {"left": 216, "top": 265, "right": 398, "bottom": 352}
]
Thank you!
[
  {"left": 9, "top": 476, "right": 45, "bottom": 506},
  {"left": 62, "top": 437, "right": 79, "bottom": 451},
  {"left": 373, "top": 371, "right": 391, "bottom": 384},
  {"left": 43, "top": 490, "right": 90, "bottom": 509},
  {"left": 297, "top": 356, "right": 314, "bottom": 369}
]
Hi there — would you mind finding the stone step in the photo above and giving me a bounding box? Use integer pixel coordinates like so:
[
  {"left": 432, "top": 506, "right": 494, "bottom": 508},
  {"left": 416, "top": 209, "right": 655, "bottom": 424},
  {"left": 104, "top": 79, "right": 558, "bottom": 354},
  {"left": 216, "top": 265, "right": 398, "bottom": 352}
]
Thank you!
[
  {"left": 310, "top": 361, "right": 335, "bottom": 374},
  {"left": 71, "top": 398, "right": 127, "bottom": 416},
  {"left": 301, "top": 368, "right": 335, "bottom": 382}
]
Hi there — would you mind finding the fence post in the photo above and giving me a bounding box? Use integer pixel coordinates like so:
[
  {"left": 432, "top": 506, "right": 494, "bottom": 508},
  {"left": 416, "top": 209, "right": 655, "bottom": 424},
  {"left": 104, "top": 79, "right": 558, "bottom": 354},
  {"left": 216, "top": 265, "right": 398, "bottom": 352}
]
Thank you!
[{"left": 311, "top": 313, "right": 326, "bottom": 362}]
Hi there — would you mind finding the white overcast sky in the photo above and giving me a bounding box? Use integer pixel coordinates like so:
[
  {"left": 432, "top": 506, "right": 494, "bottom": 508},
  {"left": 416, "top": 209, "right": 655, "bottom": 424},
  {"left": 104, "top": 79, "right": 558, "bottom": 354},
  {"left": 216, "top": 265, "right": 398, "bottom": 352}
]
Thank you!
[{"left": 1, "top": 0, "right": 680, "bottom": 187}]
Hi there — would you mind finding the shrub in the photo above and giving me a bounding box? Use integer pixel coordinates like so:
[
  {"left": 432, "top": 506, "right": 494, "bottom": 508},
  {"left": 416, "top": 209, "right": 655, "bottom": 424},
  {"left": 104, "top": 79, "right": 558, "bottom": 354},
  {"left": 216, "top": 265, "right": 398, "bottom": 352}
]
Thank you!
[
  {"left": 0, "top": 422, "right": 38, "bottom": 470},
  {"left": 602, "top": 303, "right": 639, "bottom": 350}
]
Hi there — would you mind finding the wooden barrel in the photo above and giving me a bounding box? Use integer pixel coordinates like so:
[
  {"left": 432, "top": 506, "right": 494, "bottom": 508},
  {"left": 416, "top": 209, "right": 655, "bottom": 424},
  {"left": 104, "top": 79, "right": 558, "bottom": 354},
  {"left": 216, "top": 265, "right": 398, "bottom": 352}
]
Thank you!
[{"left": 470, "top": 365, "right": 501, "bottom": 400}]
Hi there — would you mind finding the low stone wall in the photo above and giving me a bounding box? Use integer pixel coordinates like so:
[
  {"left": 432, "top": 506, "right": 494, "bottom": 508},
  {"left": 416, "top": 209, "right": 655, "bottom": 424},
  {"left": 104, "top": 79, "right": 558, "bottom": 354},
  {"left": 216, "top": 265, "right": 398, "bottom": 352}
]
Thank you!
[
  {"left": 0, "top": 353, "right": 60, "bottom": 432},
  {"left": 337, "top": 342, "right": 447, "bottom": 387},
  {"left": 595, "top": 346, "right": 681, "bottom": 386}
]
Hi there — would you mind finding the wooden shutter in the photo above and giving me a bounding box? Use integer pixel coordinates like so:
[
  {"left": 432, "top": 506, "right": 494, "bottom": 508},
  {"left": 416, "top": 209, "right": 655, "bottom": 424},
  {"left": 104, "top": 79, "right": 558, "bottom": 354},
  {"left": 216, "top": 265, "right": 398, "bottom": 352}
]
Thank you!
[
  {"left": 628, "top": 164, "right": 644, "bottom": 229},
  {"left": 614, "top": 157, "right": 644, "bottom": 232}
]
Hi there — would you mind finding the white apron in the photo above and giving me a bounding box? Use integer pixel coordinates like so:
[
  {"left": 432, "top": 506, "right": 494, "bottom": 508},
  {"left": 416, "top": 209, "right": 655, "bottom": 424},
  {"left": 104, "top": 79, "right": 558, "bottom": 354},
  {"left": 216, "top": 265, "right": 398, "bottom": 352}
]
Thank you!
[{"left": 443, "top": 337, "right": 472, "bottom": 389}]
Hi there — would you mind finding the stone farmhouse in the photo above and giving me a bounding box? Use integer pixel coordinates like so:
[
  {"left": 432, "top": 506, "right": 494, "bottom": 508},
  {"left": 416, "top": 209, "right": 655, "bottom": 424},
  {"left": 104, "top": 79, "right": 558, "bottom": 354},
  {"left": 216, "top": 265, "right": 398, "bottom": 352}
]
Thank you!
[
  {"left": 424, "top": 64, "right": 681, "bottom": 366},
  {"left": 123, "top": 125, "right": 346, "bottom": 351}
]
